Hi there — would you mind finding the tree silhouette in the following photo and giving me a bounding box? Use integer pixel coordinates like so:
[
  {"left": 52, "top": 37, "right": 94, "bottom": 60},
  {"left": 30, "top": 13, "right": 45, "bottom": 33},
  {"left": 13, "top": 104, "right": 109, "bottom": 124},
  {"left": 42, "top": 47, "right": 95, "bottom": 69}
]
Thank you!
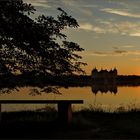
[{"left": 0, "top": 0, "right": 86, "bottom": 78}]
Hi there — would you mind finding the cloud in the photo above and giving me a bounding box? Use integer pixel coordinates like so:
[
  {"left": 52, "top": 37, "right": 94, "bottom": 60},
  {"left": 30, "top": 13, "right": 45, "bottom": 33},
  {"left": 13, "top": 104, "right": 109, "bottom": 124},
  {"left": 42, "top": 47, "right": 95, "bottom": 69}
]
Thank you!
[
  {"left": 96, "top": 19, "right": 140, "bottom": 37},
  {"left": 91, "top": 51, "right": 108, "bottom": 57},
  {"left": 79, "top": 23, "right": 93, "bottom": 31},
  {"left": 61, "top": 0, "right": 76, "bottom": 7},
  {"left": 89, "top": 50, "right": 127, "bottom": 57},
  {"left": 79, "top": 21, "right": 140, "bottom": 38},
  {"left": 121, "top": 45, "right": 135, "bottom": 48},
  {"left": 115, "top": 22, "right": 138, "bottom": 32},
  {"left": 86, "top": 50, "right": 140, "bottom": 57},
  {"left": 82, "top": 4, "right": 98, "bottom": 8},
  {"left": 114, "top": 50, "right": 140, "bottom": 56},
  {"left": 114, "top": 22, "right": 140, "bottom": 37},
  {"left": 101, "top": 8, "right": 140, "bottom": 18},
  {"left": 79, "top": 21, "right": 140, "bottom": 36},
  {"left": 113, "top": 47, "right": 119, "bottom": 50},
  {"left": 24, "top": 0, "right": 51, "bottom": 8},
  {"left": 131, "top": 58, "right": 140, "bottom": 61},
  {"left": 81, "top": 9, "right": 93, "bottom": 17},
  {"left": 112, "top": 45, "right": 135, "bottom": 51},
  {"left": 114, "top": 50, "right": 127, "bottom": 54},
  {"left": 79, "top": 23, "right": 105, "bottom": 33},
  {"left": 130, "top": 33, "right": 140, "bottom": 37},
  {"left": 61, "top": 0, "right": 93, "bottom": 17},
  {"left": 128, "top": 51, "right": 140, "bottom": 55}
]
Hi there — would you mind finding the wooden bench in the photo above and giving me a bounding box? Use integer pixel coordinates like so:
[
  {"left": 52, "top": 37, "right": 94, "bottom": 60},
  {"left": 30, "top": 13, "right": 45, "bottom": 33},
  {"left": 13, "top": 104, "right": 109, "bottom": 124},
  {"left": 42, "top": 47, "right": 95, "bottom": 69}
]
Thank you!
[{"left": 0, "top": 100, "right": 83, "bottom": 124}]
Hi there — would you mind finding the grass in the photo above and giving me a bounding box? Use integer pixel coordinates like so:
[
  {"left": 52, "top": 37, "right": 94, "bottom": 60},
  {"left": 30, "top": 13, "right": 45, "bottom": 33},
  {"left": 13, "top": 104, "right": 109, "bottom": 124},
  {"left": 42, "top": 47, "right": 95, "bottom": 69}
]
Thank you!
[{"left": 1, "top": 106, "right": 140, "bottom": 139}]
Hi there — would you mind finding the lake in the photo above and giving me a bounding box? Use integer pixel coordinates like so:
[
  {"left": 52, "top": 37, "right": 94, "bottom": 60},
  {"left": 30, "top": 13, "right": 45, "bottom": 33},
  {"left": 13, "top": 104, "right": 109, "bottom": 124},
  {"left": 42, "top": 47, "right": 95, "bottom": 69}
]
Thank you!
[{"left": 1, "top": 86, "right": 140, "bottom": 112}]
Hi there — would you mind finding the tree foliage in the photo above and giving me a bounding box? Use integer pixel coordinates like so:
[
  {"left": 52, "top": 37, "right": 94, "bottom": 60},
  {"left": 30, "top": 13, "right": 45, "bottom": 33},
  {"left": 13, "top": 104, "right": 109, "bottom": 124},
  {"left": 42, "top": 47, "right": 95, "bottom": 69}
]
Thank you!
[{"left": 0, "top": 0, "right": 86, "bottom": 77}]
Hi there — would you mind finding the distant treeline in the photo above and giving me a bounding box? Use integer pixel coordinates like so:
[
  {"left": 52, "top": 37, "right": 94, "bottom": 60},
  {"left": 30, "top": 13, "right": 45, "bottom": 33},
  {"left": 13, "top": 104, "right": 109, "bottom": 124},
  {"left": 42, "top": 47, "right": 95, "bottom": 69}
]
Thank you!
[
  {"left": 0, "top": 73, "right": 91, "bottom": 89},
  {"left": 117, "top": 75, "right": 140, "bottom": 86},
  {"left": 1, "top": 74, "right": 140, "bottom": 89}
]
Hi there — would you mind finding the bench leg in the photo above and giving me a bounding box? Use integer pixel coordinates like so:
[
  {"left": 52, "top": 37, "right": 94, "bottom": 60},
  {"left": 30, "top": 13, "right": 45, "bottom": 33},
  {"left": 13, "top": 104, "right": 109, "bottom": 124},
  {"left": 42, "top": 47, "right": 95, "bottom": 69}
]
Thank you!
[
  {"left": 0, "top": 104, "right": 1, "bottom": 122},
  {"left": 58, "top": 102, "right": 72, "bottom": 125}
]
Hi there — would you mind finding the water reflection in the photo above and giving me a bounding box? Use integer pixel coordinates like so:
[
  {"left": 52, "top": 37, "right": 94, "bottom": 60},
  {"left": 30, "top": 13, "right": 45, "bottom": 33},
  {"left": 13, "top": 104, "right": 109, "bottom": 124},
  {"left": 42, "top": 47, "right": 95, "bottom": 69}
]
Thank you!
[
  {"left": 91, "top": 83, "right": 117, "bottom": 94},
  {"left": 2, "top": 74, "right": 140, "bottom": 112},
  {"left": 1, "top": 85, "right": 140, "bottom": 112}
]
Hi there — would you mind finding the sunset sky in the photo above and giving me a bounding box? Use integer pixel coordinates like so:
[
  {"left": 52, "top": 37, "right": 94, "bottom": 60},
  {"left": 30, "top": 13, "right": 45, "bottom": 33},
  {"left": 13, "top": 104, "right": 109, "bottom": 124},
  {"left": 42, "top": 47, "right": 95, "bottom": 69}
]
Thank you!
[{"left": 24, "top": 0, "right": 140, "bottom": 75}]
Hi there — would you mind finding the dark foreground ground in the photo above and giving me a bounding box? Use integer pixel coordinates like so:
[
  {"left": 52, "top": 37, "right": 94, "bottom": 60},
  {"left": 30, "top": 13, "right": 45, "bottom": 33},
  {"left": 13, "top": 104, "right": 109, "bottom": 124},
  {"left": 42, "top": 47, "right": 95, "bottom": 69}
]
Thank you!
[{"left": 1, "top": 109, "right": 140, "bottom": 139}]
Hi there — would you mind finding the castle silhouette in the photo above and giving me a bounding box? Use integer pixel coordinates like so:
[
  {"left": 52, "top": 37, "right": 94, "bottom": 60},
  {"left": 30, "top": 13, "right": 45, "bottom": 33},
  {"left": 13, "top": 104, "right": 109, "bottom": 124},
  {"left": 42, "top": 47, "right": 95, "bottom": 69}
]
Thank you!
[{"left": 91, "top": 68, "right": 117, "bottom": 84}]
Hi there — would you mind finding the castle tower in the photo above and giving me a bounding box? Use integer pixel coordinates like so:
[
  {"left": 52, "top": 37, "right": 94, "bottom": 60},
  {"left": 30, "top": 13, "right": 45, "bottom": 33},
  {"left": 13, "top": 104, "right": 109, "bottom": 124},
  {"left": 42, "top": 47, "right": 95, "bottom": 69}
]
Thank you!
[
  {"left": 91, "top": 67, "right": 98, "bottom": 78},
  {"left": 113, "top": 67, "right": 117, "bottom": 77}
]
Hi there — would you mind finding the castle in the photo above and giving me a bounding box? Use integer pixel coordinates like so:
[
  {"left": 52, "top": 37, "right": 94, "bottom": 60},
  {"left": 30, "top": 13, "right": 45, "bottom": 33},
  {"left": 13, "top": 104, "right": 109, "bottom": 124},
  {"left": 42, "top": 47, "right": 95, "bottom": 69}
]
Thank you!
[{"left": 91, "top": 68, "right": 117, "bottom": 84}]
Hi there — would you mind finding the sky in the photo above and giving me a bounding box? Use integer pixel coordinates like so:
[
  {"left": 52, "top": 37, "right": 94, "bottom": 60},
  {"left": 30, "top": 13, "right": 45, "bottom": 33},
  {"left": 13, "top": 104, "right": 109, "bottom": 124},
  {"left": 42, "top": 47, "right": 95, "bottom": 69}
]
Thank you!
[{"left": 24, "top": 0, "right": 140, "bottom": 75}]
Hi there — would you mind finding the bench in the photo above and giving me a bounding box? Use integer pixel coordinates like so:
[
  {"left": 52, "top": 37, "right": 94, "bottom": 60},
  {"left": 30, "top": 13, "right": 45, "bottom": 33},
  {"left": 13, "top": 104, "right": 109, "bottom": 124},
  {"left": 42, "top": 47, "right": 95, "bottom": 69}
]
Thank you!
[{"left": 0, "top": 100, "right": 83, "bottom": 124}]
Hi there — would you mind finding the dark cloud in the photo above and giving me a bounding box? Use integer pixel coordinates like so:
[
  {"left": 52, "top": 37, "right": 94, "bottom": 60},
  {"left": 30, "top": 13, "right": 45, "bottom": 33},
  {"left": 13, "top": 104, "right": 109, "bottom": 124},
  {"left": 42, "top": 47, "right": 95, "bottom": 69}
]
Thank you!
[
  {"left": 114, "top": 50, "right": 127, "bottom": 54},
  {"left": 94, "top": 51, "right": 106, "bottom": 54},
  {"left": 113, "top": 47, "right": 119, "bottom": 50}
]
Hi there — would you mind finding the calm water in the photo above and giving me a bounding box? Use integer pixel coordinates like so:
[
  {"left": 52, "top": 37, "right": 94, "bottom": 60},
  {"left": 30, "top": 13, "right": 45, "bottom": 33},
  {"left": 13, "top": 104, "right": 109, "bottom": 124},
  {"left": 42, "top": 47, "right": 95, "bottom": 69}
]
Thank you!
[{"left": 1, "top": 86, "right": 140, "bottom": 112}]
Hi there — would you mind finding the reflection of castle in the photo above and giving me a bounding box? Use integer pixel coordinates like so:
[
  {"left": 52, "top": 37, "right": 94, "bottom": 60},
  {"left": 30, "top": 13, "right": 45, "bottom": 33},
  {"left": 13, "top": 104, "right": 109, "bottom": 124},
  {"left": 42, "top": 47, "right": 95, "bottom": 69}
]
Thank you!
[
  {"left": 91, "top": 68, "right": 117, "bottom": 84},
  {"left": 91, "top": 84, "right": 117, "bottom": 94}
]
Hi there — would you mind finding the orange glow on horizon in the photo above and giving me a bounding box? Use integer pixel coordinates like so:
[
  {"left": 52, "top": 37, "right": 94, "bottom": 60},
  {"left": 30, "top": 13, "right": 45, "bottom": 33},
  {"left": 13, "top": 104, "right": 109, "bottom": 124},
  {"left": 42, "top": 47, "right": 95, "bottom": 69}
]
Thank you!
[{"left": 82, "top": 63, "right": 140, "bottom": 76}]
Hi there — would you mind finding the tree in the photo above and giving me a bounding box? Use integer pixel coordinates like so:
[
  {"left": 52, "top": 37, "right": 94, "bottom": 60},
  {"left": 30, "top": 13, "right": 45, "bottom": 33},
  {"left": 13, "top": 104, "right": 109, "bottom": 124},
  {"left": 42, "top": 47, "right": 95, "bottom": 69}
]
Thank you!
[{"left": 0, "top": 0, "right": 86, "bottom": 78}]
